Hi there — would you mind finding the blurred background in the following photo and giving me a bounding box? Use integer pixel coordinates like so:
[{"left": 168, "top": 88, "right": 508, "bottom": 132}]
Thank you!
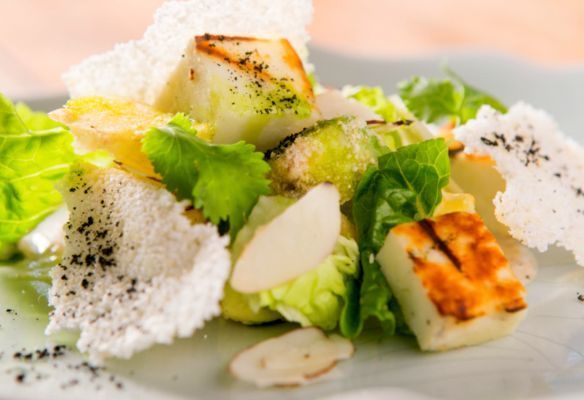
[{"left": 1, "top": 0, "right": 583, "bottom": 99}]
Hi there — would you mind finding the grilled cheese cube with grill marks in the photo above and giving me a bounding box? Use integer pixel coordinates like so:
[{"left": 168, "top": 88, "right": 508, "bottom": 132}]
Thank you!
[
  {"left": 155, "top": 34, "right": 317, "bottom": 150},
  {"left": 377, "top": 212, "right": 527, "bottom": 351}
]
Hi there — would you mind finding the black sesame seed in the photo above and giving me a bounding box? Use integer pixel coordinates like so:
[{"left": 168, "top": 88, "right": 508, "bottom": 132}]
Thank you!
[{"left": 480, "top": 137, "right": 498, "bottom": 147}]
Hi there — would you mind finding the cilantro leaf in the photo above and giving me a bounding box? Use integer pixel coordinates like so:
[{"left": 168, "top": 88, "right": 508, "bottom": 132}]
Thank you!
[
  {"left": 340, "top": 138, "right": 450, "bottom": 338},
  {"left": 142, "top": 114, "right": 271, "bottom": 236},
  {"left": 0, "top": 93, "right": 74, "bottom": 246},
  {"left": 398, "top": 77, "right": 461, "bottom": 124},
  {"left": 142, "top": 116, "right": 199, "bottom": 200},
  {"left": 398, "top": 71, "right": 507, "bottom": 124},
  {"left": 446, "top": 69, "right": 507, "bottom": 123}
]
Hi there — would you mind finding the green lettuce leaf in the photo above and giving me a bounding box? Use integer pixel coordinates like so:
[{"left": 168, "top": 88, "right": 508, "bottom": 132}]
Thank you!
[
  {"left": 345, "top": 85, "right": 432, "bottom": 147},
  {"left": 253, "top": 235, "right": 359, "bottom": 330},
  {"left": 340, "top": 138, "right": 450, "bottom": 338},
  {"left": 355, "top": 138, "right": 450, "bottom": 252},
  {"left": 346, "top": 86, "right": 400, "bottom": 122},
  {"left": 142, "top": 114, "right": 271, "bottom": 236},
  {"left": 0, "top": 94, "right": 74, "bottom": 247},
  {"left": 398, "top": 71, "right": 507, "bottom": 124}
]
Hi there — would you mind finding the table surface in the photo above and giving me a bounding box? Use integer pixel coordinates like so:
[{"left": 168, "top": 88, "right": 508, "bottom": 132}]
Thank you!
[{"left": 1, "top": 0, "right": 583, "bottom": 98}]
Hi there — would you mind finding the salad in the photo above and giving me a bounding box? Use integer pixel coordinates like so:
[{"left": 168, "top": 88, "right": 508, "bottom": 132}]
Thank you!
[{"left": 1, "top": 0, "right": 583, "bottom": 389}]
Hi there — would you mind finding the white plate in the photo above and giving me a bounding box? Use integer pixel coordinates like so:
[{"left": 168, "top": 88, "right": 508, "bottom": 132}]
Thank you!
[{"left": 1, "top": 50, "right": 583, "bottom": 400}]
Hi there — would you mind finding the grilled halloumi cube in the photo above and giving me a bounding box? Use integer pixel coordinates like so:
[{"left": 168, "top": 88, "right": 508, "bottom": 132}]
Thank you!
[
  {"left": 155, "top": 35, "right": 317, "bottom": 150},
  {"left": 377, "top": 211, "right": 527, "bottom": 351}
]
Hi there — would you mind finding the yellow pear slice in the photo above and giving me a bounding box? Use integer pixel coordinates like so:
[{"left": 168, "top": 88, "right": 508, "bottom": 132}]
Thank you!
[
  {"left": 229, "top": 327, "right": 354, "bottom": 387},
  {"left": 230, "top": 183, "right": 341, "bottom": 293},
  {"left": 50, "top": 97, "right": 174, "bottom": 177}
]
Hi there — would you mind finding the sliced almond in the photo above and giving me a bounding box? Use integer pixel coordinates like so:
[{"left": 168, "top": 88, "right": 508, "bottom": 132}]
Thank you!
[
  {"left": 230, "top": 183, "right": 341, "bottom": 293},
  {"left": 229, "top": 327, "right": 354, "bottom": 388}
]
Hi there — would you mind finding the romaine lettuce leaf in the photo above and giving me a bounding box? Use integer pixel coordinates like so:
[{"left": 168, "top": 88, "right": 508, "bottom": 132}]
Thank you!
[
  {"left": 341, "top": 138, "right": 450, "bottom": 338},
  {"left": 398, "top": 71, "right": 507, "bottom": 124},
  {"left": 142, "top": 114, "right": 271, "bottom": 236},
  {"left": 0, "top": 94, "right": 74, "bottom": 249},
  {"left": 355, "top": 138, "right": 450, "bottom": 252}
]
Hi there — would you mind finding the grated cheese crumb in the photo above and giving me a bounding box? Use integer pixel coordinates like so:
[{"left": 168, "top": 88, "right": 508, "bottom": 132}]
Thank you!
[
  {"left": 45, "top": 164, "right": 231, "bottom": 363},
  {"left": 63, "top": 0, "right": 313, "bottom": 105},
  {"left": 454, "top": 103, "right": 584, "bottom": 265}
]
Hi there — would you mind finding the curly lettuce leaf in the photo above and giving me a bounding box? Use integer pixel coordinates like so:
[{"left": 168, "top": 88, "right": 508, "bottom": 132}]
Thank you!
[
  {"left": 142, "top": 114, "right": 271, "bottom": 236},
  {"left": 398, "top": 71, "right": 507, "bottom": 124},
  {"left": 254, "top": 236, "right": 358, "bottom": 330},
  {"left": 346, "top": 86, "right": 400, "bottom": 122},
  {"left": 0, "top": 94, "right": 74, "bottom": 247},
  {"left": 341, "top": 138, "right": 450, "bottom": 338},
  {"left": 345, "top": 85, "right": 431, "bottom": 148}
]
